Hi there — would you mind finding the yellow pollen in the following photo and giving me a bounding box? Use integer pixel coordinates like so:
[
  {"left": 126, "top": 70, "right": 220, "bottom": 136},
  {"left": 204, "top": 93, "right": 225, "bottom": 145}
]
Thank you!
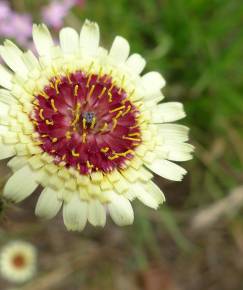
[
  {"left": 86, "top": 74, "right": 92, "bottom": 87},
  {"left": 55, "top": 79, "right": 60, "bottom": 94},
  {"left": 101, "top": 147, "right": 109, "bottom": 153},
  {"left": 111, "top": 118, "right": 118, "bottom": 130},
  {"left": 51, "top": 99, "right": 58, "bottom": 112},
  {"left": 122, "top": 105, "right": 131, "bottom": 116},
  {"left": 41, "top": 134, "right": 48, "bottom": 138},
  {"left": 33, "top": 100, "right": 39, "bottom": 106},
  {"left": 108, "top": 154, "right": 119, "bottom": 160},
  {"left": 82, "top": 118, "right": 87, "bottom": 130},
  {"left": 71, "top": 103, "right": 81, "bottom": 127},
  {"left": 109, "top": 105, "right": 125, "bottom": 113},
  {"left": 40, "top": 90, "right": 49, "bottom": 100},
  {"left": 128, "top": 132, "right": 140, "bottom": 137},
  {"left": 39, "top": 109, "right": 45, "bottom": 120},
  {"left": 74, "top": 85, "right": 79, "bottom": 96},
  {"left": 67, "top": 72, "right": 72, "bottom": 84},
  {"left": 71, "top": 150, "right": 80, "bottom": 157},
  {"left": 98, "top": 87, "right": 106, "bottom": 99},
  {"left": 115, "top": 111, "right": 123, "bottom": 119},
  {"left": 108, "top": 92, "right": 113, "bottom": 103},
  {"left": 82, "top": 132, "right": 87, "bottom": 143},
  {"left": 86, "top": 160, "right": 94, "bottom": 169},
  {"left": 87, "top": 85, "right": 95, "bottom": 99},
  {"left": 65, "top": 131, "right": 71, "bottom": 139},
  {"left": 90, "top": 116, "right": 96, "bottom": 129},
  {"left": 122, "top": 136, "right": 141, "bottom": 142},
  {"left": 100, "top": 122, "right": 108, "bottom": 132},
  {"left": 62, "top": 154, "right": 66, "bottom": 160},
  {"left": 52, "top": 138, "right": 58, "bottom": 143},
  {"left": 46, "top": 120, "right": 54, "bottom": 125}
]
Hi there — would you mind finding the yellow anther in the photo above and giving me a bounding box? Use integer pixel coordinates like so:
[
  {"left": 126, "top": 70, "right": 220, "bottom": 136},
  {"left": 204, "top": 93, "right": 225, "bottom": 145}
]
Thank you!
[
  {"left": 33, "top": 99, "right": 39, "bottom": 106},
  {"left": 122, "top": 136, "right": 141, "bottom": 142},
  {"left": 40, "top": 90, "right": 49, "bottom": 99},
  {"left": 55, "top": 79, "right": 60, "bottom": 94},
  {"left": 129, "top": 124, "right": 139, "bottom": 129},
  {"left": 82, "top": 118, "right": 87, "bottom": 130},
  {"left": 74, "top": 84, "right": 79, "bottom": 96},
  {"left": 86, "top": 74, "right": 92, "bottom": 88},
  {"left": 71, "top": 103, "right": 81, "bottom": 127},
  {"left": 128, "top": 132, "right": 140, "bottom": 137},
  {"left": 108, "top": 83, "right": 115, "bottom": 93},
  {"left": 98, "top": 87, "right": 106, "bottom": 99},
  {"left": 46, "top": 119, "right": 54, "bottom": 125},
  {"left": 86, "top": 160, "right": 94, "bottom": 169},
  {"left": 122, "top": 105, "right": 131, "bottom": 116},
  {"left": 51, "top": 99, "right": 58, "bottom": 112},
  {"left": 109, "top": 105, "right": 125, "bottom": 113},
  {"left": 65, "top": 131, "right": 71, "bottom": 139},
  {"left": 52, "top": 138, "right": 58, "bottom": 143},
  {"left": 82, "top": 132, "right": 87, "bottom": 143},
  {"left": 87, "top": 85, "right": 95, "bottom": 99},
  {"left": 77, "top": 163, "right": 81, "bottom": 170},
  {"left": 100, "top": 122, "right": 108, "bottom": 132},
  {"left": 90, "top": 116, "right": 96, "bottom": 129},
  {"left": 101, "top": 147, "right": 109, "bottom": 153},
  {"left": 39, "top": 109, "right": 45, "bottom": 120},
  {"left": 62, "top": 154, "right": 66, "bottom": 160},
  {"left": 108, "top": 154, "right": 119, "bottom": 160},
  {"left": 67, "top": 72, "right": 72, "bottom": 84},
  {"left": 108, "top": 92, "right": 113, "bottom": 103},
  {"left": 111, "top": 118, "right": 118, "bottom": 130},
  {"left": 115, "top": 111, "right": 123, "bottom": 119},
  {"left": 41, "top": 134, "right": 48, "bottom": 138},
  {"left": 71, "top": 150, "right": 80, "bottom": 157}
]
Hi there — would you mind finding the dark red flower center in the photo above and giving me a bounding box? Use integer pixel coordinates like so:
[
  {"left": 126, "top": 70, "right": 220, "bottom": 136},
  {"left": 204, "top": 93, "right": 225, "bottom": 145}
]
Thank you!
[
  {"left": 30, "top": 71, "right": 141, "bottom": 175},
  {"left": 12, "top": 254, "right": 26, "bottom": 269}
]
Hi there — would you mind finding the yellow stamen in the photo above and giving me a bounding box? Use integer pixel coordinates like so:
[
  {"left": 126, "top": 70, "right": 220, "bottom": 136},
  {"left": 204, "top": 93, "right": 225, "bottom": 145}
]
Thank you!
[
  {"left": 51, "top": 99, "right": 58, "bottom": 112},
  {"left": 128, "top": 132, "right": 140, "bottom": 137},
  {"left": 33, "top": 100, "right": 39, "bottom": 106},
  {"left": 41, "top": 134, "right": 48, "bottom": 138},
  {"left": 86, "top": 74, "right": 92, "bottom": 88},
  {"left": 77, "top": 163, "right": 81, "bottom": 170},
  {"left": 74, "top": 84, "right": 79, "bottom": 96},
  {"left": 71, "top": 103, "right": 81, "bottom": 127},
  {"left": 109, "top": 105, "right": 125, "bottom": 113},
  {"left": 40, "top": 90, "right": 49, "bottom": 100},
  {"left": 108, "top": 154, "right": 119, "bottom": 160},
  {"left": 52, "top": 138, "right": 58, "bottom": 143},
  {"left": 122, "top": 136, "right": 141, "bottom": 142},
  {"left": 87, "top": 85, "right": 95, "bottom": 99},
  {"left": 82, "top": 132, "right": 87, "bottom": 143},
  {"left": 39, "top": 109, "right": 45, "bottom": 120},
  {"left": 46, "top": 120, "right": 54, "bottom": 125},
  {"left": 98, "top": 87, "right": 106, "bottom": 99},
  {"left": 55, "top": 79, "right": 60, "bottom": 94},
  {"left": 65, "top": 131, "right": 71, "bottom": 139},
  {"left": 67, "top": 72, "right": 72, "bottom": 84},
  {"left": 122, "top": 105, "right": 131, "bottom": 116},
  {"left": 82, "top": 118, "right": 87, "bottom": 130},
  {"left": 111, "top": 118, "right": 118, "bottom": 130},
  {"left": 71, "top": 150, "right": 80, "bottom": 157},
  {"left": 115, "top": 111, "right": 123, "bottom": 119},
  {"left": 101, "top": 147, "right": 109, "bottom": 153},
  {"left": 62, "top": 154, "right": 66, "bottom": 160},
  {"left": 100, "top": 122, "right": 108, "bottom": 132},
  {"left": 86, "top": 160, "right": 93, "bottom": 169},
  {"left": 129, "top": 124, "right": 139, "bottom": 129},
  {"left": 97, "top": 66, "right": 103, "bottom": 81},
  {"left": 90, "top": 116, "right": 96, "bottom": 129},
  {"left": 108, "top": 92, "right": 113, "bottom": 103}
]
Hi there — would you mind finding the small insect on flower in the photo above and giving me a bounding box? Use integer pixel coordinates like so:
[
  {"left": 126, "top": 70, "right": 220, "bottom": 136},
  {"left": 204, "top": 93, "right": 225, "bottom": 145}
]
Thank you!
[
  {"left": 0, "top": 20, "right": 194, "bottom": 231},
  {"left": 0, "top": 241, "right": 37, "bottom": 283}
]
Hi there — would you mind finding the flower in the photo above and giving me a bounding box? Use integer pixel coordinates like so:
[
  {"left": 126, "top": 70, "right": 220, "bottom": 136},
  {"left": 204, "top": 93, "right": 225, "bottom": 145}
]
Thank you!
[
  {"left": 0, "top": 241, "right": 37, "bottom": 283},
  {"left": 42, "top": 0, "right": 82, "bottom": 29},
  {"left": 0, "top": 20, "right": 193, "bottom": 231}
]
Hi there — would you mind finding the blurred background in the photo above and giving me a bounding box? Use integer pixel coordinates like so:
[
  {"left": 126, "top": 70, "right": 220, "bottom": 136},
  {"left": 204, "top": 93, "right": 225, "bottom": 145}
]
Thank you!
[{"left": 0, "top": 0, "right": 243, "bottom": 289}]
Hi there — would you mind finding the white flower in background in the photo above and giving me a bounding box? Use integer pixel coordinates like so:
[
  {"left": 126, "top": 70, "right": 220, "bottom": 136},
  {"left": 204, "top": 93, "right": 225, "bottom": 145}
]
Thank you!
[
  {"left": 0, "top": 241, "right": 37, "bottom": 283},
  {"left": 0, "top": 20, "right": 194, "bottom": 231}
]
